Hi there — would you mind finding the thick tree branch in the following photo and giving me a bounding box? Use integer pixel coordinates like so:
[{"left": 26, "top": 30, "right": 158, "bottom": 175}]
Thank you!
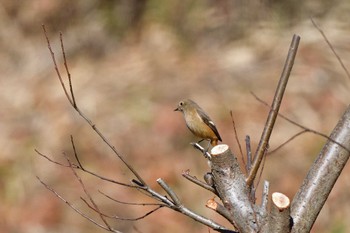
[
  {"left": 210, "top": 144, "right": 259, "bottom": 232},
  {"left": 291, "top": 105, "right": 350, "bottom": 232}
]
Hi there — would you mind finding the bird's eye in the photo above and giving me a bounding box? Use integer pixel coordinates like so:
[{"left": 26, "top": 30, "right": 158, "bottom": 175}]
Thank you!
[{"left": 179, "top": 101, "right": 184, "bottom": 106}]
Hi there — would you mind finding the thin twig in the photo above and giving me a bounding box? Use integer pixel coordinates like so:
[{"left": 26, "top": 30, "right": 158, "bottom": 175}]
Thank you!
[
  {"left": 70, "top": 135, "right": 83, "bottom": 169},
  {"left": 42, "top": 25, "right": 146, "bottom": 186},
  {"left": 268, "top": 130, "right": 308, "bottom": 155},
  {"left": 157, "top": 178, "right": 181, "bottom": 206},
  {"left": 35, "top": 149, "right": 78, "bottom": 168},
  {"left": 60, "top": 32, "right": 77, "bottom": 107},
  {"left": 311, "top": 18, "right": 350, "bottom": 81},
  {"left": 81, "top": 197, "right": 163, "bottom": 221},
  {"left": 98, "top": 190, "right": 163, "bottom": 206},
  {"left": 245, "top": 135, "right": 252, "bottom": 173},
  {"left": 182, "top": 171, "right": 217, "bottom": 194},
  {"left": 246, "top": 34, "right": 300, "bottom": 187},
  {"left": 156, "top": 179, "right": 233, "bottom": 232},
  {"left": 36, "top": 176, "right": 120, "bottom": 233},
  {"left": 252, "top": 93, "right": 350, "bottom": 153},
  {"left": 37, "top": 147, "right": 137, "bottom": 188},
  {"left": 255, "top": 145, "right": 268, "bottom": 190},
  {"left": 42, "top": 25, "right": 73, "bottom": 105},
  {"left": 64, "top": 153, "right": 113, "bottom": 231},
  {"left": 230, "top": 110, "right": 246, "bottom": 173}
]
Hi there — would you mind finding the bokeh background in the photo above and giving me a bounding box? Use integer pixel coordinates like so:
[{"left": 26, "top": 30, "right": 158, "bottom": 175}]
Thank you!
[{"left": 1, "top": 1, "right": 350, "bottom": 232}]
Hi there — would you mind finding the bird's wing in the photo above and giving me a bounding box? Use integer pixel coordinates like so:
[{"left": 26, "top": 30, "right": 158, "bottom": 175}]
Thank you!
[{"left": 197, "top": 108, "right": 222, "bottom": 141}]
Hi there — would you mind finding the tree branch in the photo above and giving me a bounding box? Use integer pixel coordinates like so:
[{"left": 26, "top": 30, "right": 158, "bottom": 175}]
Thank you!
[
  {"left": 247, "top": 34, "right": 300, "bottom": 187},
  {"left": 291, "top": 105, "right": 350, "bottom": 232},
  {"left": 157, "top": 178, "right": 234, "bottom": 233},
  {"left": 210, "top": 144, "right": 258, "bottom": 232},
  {"left": 36, "top": 176, "right": 121, "bottom": 233},
  {"left": 182, "top": 170, "right": 217, "bottom": 194},
  {"left": 42, "top": 25, "right": 146, "bottom": 186}
]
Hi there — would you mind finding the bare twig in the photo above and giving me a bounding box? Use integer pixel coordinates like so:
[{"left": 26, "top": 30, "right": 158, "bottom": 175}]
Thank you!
[
  {"left": 42, "top": 25, "right": 73, "bottom": 105},
  {"left": 268, "top": 130, "right": 308, "bottom": 155},
  {"left": 157, "top": 178, "right": 181, "bottom": 206},
  {"left": 81, "top": 197, "right": 163, "bottom": 221},
  {"left": 42, "top": 25, "right": 146, "bottom": 186},
  {"left": 98, "top": 190, "right": 162, "bottom": 206},
  {"left": 156, "top": 178, "right": 233, "bottom": 232},
  {"left": 39, "top": 148, "right": 137, "bottom": 188},
  {"left": 182, "top": 171, "right": 217, "bottom": 194},
  {"left": 245, "top": 136, "right": 252, "bottom": 172},
  {"left": 59, "top": 32, "right": 77, "bottom": 107},
  {"left": 311, "top": 18, "right": 350, "bottom": 81},
  {"left": 70, "top": 135, "right": 83, "bottom": 169},
  {"left": 230, "top": 110, "right": 246, "bottom": 173},
  {"left": 36, "top": 176, "right": 121, "bottom": 233},
  {"left": 35, "top": 149, "right": 77, "bottom": 168},
  {"left": 246, "top": 34, "right": 300, "bottom": 187},
  {"left": 64, "top": 153, "right": 113, "bottom": 231},
  {"left": 256, "top": 145, "right": 268, "bottom": 189},
  {"left": 252, "top": 93, "right": 350, "bottom": 153}
]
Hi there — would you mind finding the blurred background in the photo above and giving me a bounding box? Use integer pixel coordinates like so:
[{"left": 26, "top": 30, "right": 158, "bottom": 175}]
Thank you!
[{"left": 1, "top": 0, "right": 350, "bottom": 232}]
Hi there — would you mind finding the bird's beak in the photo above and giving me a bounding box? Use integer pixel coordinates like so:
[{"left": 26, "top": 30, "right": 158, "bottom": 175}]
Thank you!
[{"left": 174, "top": 107, "right": 179, "bottom": 111}]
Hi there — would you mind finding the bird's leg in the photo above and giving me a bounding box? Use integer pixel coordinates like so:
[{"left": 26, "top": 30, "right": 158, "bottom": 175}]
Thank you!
[
  {"left": 191, "top": 142, "right": 212, "bottom": 160},
  {"left": 196, "top": 139, "right": 211, "bottom": 153},
  {"left": 205, "top": 140, "right": 211, "bottom": 152},
  {"left": 197, "top": 139, "right": 205, "bottom": 144},
  {"left": 202, "top": 140, "right": 212, "bottom": 159}
]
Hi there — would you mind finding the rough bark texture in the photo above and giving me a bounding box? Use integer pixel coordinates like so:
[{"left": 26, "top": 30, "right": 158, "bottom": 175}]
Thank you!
[{"left": 211, "top": 145, "right": 259, "bottom": 233}]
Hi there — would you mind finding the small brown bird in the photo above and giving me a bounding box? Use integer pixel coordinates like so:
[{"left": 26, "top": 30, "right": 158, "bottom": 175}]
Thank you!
[{"left": 174, "top": 99, "right": 222, "bottom": 146}]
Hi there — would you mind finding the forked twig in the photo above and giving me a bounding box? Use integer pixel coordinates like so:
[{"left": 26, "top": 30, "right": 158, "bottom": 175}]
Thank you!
[
  {"left": 37, "top": 148, "right": 138, "bottom": 188},
  {"left": 42, "top": 24, "right": 146, "bottom": 186},
  {"left": 36, "top": 176, "right": 121, "bottom": 233},
  {"left": 35, "top": 149, "right": 77, "bottom": 168},
  {"left": 81, "top": 197, "right": 163, "bottom": 221},
  {"left": 98, "top": 190, "right": 163, "bottom": 206},
  {"left": 42, "top": 26, "right": 73, "bottom": 105},
  {"left": 63, "top": 153, "right": 113, "bottom": 231}
]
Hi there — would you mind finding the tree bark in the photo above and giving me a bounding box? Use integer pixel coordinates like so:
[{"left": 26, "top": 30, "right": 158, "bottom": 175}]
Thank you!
[{"left": 291, "top": 105, "right": 350, "bottom": 232}]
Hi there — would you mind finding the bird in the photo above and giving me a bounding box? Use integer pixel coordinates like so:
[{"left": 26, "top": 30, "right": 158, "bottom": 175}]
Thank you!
[{"left": 174, "top": 99, "right": 222, "bottom": 147}]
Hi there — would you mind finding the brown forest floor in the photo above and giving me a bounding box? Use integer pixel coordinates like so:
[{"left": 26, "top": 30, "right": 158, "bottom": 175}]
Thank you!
[{"left": 1, "top": 1, "right": 350, "bottom": 233}]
